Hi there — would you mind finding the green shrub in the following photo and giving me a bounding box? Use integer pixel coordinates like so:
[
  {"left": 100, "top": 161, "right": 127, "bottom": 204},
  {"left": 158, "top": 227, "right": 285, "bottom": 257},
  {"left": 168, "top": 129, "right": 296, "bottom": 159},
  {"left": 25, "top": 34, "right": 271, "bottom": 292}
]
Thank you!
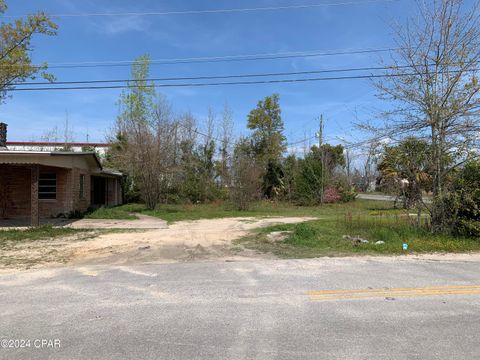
[
  {"left": 334, "top": 180, "right": 357, "bottom": 203},
  {"left": 443, "top": 160, "right": 480, "bottom": 237},
  {"left": 456, "top": 219, "right": 480, "bottom": 237}
]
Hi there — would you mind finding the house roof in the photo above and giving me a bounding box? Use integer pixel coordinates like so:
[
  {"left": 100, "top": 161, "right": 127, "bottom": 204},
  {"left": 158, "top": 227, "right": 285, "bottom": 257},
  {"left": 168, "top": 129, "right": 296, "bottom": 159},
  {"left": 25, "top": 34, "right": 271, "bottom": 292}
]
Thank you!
[
  {"left": 0, "top": 150, "right": 104, "bottom": 172},
  {"left": 50, "top": 151, "right": 103, "bottom": 169},
  {"left": 0, "top": 151, "right": 124, "bottom": 177},
  {"left": 100, "top": 168, "right": 124, "bottom": 178}
]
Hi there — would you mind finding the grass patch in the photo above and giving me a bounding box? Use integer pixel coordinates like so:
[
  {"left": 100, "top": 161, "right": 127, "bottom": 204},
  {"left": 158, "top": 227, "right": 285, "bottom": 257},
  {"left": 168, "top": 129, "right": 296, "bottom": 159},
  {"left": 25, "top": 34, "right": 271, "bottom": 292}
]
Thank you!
[
  {"left": 236, "top": 202, "right": 480, "bottom": 257},
  {"left": 141, "top": 202, "right": 300, "bottom": 223},
  {"left": 84, "top": 204, "right": 145, "bottom": 220},
  {"left": 83, "top": 199, "right": 477, "bottom": 256},
  {"left": 102, "top": 199, "right": 396, "bottom": 223},
  {"left": 0, "top": 226, "right": 83, "bottom": 248}
]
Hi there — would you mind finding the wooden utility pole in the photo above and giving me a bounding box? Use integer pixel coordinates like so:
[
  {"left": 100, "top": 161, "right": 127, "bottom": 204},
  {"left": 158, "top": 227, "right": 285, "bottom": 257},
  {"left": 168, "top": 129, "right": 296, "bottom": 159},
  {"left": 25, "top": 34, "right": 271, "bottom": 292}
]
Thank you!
[{"left": 317, "top": 115, "right": 325, "bottom": 204}]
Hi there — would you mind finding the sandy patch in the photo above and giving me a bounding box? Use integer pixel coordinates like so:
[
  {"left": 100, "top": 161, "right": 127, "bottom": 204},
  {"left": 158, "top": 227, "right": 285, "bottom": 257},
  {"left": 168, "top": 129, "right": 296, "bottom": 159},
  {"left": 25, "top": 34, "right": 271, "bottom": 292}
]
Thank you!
[
  {"left": 0, "top": 216, "right": 315, "bottom": 272},
  {"left": 70, "top": 216, "right": 316, "bottom": 266},
  {"left": 67, "top": 214, "right": 168, "bottom": 229},
  {"left": 0, "top": 232, "right": 101, "bottom": 271}
]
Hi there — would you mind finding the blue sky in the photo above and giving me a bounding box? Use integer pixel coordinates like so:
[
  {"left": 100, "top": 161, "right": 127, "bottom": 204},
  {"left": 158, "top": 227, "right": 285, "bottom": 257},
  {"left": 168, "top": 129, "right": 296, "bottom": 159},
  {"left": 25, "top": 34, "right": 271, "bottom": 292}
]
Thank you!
[{"left": 1, "top": 0, "right": 411, "bottom": 146}]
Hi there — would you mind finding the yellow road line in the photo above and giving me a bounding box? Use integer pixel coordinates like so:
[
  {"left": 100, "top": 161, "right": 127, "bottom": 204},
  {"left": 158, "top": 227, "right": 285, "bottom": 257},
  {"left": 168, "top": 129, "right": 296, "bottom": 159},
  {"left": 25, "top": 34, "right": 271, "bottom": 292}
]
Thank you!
[
  {"left": 307, "top": 284, "right": 480, "bottom": 296},
  {"left": 310, "top": 289, "right": 480, "bottom": 301}
]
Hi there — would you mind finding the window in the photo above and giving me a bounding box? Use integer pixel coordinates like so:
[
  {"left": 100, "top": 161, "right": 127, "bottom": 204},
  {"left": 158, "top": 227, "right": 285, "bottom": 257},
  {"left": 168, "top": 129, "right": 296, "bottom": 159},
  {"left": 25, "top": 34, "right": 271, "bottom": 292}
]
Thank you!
[
  {"left": 39, "top": 173, "right": 57, "bottom": 200},
  {"left": 79, "top": 174, "right": 85, "bottom": 199}
]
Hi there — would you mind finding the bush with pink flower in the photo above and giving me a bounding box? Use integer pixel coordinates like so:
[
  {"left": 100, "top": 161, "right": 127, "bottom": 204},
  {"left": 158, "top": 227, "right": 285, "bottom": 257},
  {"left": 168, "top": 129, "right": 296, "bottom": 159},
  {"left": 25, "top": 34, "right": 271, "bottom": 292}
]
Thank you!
[{"left": 323, "top": 187, "right": 341, "bottom": 203}]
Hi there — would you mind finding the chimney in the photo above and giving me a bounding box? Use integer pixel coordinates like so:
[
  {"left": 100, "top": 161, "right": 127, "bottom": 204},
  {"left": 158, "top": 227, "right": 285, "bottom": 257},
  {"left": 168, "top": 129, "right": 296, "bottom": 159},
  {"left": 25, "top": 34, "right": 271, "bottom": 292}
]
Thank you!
[{"left": 0, "top": 122, "right": 7, "bottom": 150}]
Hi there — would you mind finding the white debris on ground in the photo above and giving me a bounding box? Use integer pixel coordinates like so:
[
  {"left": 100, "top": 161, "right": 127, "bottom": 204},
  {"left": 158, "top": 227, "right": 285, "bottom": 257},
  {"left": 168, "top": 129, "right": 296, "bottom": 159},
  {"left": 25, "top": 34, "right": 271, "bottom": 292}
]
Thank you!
[{"left": 266, "top": 231, "right": 293, "bottom": 243}]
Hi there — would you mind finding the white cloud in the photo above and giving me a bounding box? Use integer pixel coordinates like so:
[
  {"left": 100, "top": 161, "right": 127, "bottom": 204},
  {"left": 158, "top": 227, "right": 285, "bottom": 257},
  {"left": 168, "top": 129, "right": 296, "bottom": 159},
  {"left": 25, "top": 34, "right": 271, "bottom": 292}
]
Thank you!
[{"left": 94, "top": 15, "right": 151, "bottom": 35}]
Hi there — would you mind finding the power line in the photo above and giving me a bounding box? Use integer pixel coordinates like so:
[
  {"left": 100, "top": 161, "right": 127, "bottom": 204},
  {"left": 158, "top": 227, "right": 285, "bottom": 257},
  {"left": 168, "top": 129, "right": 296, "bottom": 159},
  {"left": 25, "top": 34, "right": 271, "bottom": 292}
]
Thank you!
[
  {"left": 54, "top": 48, "right": 396, "bottom": 68},
  {"left": 176, "top": 108, "right": 328, "bottom": 149},
  {"left": 7, "top": 69, "right": 477, "bottom": 92},
  {"left": 286, "top": 136, "right": 318, "bottom": 146},
  {"left": 2, "top": 74, "right": 389, "bottom": 91},
  {"left": 3, "top": 47, "right": 397, "bottom": 70},
  {"left": 4, "top": 0, "right": 396, "bottom": 18},
  {"left": 16, "top": 64, "right": 418, "bottom": 86},
  {"left": 179, "top": 122, "right": 316, "bottom": 148},
  {"left": 178, "top": 124, "right": 223, "bottom": 145}
]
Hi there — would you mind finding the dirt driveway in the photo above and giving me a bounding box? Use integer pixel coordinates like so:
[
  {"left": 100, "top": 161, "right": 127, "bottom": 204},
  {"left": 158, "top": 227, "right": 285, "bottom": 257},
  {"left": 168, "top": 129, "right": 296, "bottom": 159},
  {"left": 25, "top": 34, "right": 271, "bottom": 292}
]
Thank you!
[
  {"left": 68, "top": 214, "right": 168, "bottom": 229},
  {"left": 1, "top": 215, "right": 315, "bottom": 272}
]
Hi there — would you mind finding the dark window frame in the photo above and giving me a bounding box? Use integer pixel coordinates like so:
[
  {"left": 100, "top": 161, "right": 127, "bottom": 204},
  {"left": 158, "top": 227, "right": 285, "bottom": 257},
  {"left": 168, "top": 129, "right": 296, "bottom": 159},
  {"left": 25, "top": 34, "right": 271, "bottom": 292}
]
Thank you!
[{"left": 39, "top": 173, "right": 57, "bottom": 200}]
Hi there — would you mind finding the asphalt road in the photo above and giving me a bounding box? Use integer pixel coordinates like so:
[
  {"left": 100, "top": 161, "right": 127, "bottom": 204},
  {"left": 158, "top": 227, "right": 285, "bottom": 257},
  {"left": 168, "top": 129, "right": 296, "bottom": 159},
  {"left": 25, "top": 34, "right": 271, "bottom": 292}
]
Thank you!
[
  {"left": 357, "top": 194, "right": 432, "bottom": 203},
  {"left": 1, "top": 256, "right": 480, "bottom": 359},
  {"left": 357, "top": 194, "right": 397, "bottom": 201}
]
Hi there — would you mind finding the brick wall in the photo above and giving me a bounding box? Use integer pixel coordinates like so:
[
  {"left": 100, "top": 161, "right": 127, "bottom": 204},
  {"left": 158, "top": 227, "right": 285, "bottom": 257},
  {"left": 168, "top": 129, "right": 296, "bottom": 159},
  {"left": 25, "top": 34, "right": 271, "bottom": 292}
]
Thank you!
[
  {"left": 38, "top": 166, "right": 72, "bottom": 217},
  {"left": 70, "top": 167, "right": 91, "bottom": 213},
  {"left": 0, "top": 165, "right": 30, "bottom": 218},
  {"left": 0, "top": 123, "right": 7, "bottom": 148},
  {"left": 0, "top": 164, "right": 94, "bottom": 219}
]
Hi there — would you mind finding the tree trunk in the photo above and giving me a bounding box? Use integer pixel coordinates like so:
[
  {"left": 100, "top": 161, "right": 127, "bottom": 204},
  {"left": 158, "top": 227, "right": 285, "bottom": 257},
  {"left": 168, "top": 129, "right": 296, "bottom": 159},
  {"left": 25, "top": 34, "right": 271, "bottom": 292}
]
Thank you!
[{"left": 430, "top": 120, "right": 447, "bottom": 232}]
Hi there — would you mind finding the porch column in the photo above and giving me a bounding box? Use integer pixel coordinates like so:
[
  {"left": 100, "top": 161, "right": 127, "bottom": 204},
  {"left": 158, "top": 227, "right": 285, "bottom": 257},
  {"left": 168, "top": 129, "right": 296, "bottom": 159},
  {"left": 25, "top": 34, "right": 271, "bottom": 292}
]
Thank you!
[
  {"left": 31, "top": 165, "right": 39, "bottom": 226},
  {"left": 113, "top": 178, "right": 118, "bottom": 206}
]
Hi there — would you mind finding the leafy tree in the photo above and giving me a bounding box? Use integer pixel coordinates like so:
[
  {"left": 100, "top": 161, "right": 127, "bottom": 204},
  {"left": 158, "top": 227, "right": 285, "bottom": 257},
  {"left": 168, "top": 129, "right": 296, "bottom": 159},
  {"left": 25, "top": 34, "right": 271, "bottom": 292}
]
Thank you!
[
  {"left": 282, "top": 154, "right": 299, "bottom": 202},
  {"left": 294, "top": 144, "right": 346, "bottom": 205},
  {"left": 321, "top": 144, "right": 346, "bottom": 175},
  {"left": 178, "top": 136, "right": 219, "bottom": 203},
  {"left": 377, "top": 138, "right": 432, "bottom": 209},
  {"left": 105, "top": 132, "right": 141, "bottom": 203},
  {"left": 198, "top": 137, "right": 216, "bottom": 189},
  {"left": 247, "top": 94, "right": 286, "bottom": 198},
  {"left": 363, "top": 0, "right": 480, "bottom": 231},
  {"left": 443, "top": 160, "right": 480, "bottom": 237},
  {"left": 0, "top": 1, "right": 57, "bottom": 101},
  {"left": 247, "top": 93, "right": 286, "bottom": 162},
  {"left": 263, "top": 159, "right": 285, "bottom": 198},
  {"left": 295, "top": 148, "right": 325, "bottom": 205}
]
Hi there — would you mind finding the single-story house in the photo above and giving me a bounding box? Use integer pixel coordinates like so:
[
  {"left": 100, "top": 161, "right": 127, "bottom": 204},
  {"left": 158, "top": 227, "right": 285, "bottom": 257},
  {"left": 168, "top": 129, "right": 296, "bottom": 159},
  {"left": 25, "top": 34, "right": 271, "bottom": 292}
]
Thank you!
[{"left": 0, "top": 123, "right": 123, "bottom": 226}]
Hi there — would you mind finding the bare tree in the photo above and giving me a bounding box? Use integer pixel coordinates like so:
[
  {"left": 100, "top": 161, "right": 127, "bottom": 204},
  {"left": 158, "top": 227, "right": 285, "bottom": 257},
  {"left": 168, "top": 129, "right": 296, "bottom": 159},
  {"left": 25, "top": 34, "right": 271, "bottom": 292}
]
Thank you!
[
  {"left": 362, "top": 0, "right": 480, "bottom": 230},
  {"left": 230, "top": 137, "right": 262, "bottom": 210},
  {"left": 344, "top": 149, "right": 355, "bottom": 185},
  {"left": 61, "top": 111, "right": 74, "bottom": 151},
  {"left": 110, "top": 55, "right": 179, "bottom": 209},
  {"left": 151, "top": 94, "right": 178, "bottom": 203},
  {"left": 354, "top": 142, "right": 379, "bottom": 192},
  {"left": 206, "top": 107, "right": 215, "bottom": 144},
  {"left": 32, "top": 119, "right": 70, "bottom": 152},
  {"left": 218, "top": 103, "right": 234, "bottom": 187},
  {"left": 38, "top": 126, "right": 59, "bottom": 151}
]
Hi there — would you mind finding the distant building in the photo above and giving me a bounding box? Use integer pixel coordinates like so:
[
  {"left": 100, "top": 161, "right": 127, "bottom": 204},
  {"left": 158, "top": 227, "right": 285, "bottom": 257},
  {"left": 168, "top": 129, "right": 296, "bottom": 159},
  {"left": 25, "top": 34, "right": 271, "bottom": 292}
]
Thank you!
[{"left": 6, "top": 141, "right": 111, "bottom": 157}]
